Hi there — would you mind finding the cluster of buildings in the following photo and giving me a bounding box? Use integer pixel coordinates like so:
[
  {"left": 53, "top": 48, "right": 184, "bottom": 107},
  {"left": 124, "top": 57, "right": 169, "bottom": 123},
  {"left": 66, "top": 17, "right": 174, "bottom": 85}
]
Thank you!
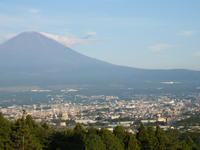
[{"left": 1, "top": 89, "right": 200, "bottom": 131}]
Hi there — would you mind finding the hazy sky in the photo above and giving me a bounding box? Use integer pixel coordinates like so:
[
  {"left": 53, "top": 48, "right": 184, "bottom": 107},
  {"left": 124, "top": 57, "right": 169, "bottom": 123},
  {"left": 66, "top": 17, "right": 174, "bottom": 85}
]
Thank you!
[{"left": 0, "top": 0, "right": 200, "bottom": 70}]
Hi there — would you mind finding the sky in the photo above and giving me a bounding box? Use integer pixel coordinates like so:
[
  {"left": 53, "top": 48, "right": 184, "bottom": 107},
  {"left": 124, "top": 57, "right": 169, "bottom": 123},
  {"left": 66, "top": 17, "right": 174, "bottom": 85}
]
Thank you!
[{"left": 0, "top": 0, "right": 200, "bottom": 71}]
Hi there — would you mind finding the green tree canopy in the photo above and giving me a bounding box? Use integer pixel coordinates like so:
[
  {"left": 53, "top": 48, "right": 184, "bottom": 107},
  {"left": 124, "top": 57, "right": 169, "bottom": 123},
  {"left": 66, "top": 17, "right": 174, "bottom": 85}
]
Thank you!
[
  {"left": 11, "top": 116, "right": 42, "bottom": 150},
  {"left": 187, "top": 136, "right": 198, "bottom": 150},
  {"left": 85, "top": 134, "right": 106, "bottom": 150},
  {"left": 99, "top": 127, "right": 124, "bottom": 150},
  {"left": 147, "top": 126, "right": 158, "bottom": 150},
  {"left": 42, "top": 122, "right": 50, "bottom": 130},
  {"left": 87, "top": 126, "right": 99, "bottom": 136},
  {"left": 155, "top": 125, "right": 169, "bottom": 150},
  {"left": 0, "top": 113, "right": 12, "bottom": 150},
  {"left": 137, "top": 124, "right": 149, "bottom": 150},
  {"left": 125, "top": 133, "right": 140, "bottom": 150},
  {"left": 113, "top": 126, "right": 126, "bottom": 148}
]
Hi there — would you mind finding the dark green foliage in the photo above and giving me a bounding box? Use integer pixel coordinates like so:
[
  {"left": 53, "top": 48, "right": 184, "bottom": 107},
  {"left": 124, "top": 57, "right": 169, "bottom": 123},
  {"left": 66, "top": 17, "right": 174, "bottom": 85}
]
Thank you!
[
  {"left": 95, "top": 117, "right": 103, "bottom": 120},
  {"left": 39, "top": 124, "right": 55, "bottom": 149},
  {"left": 155, "top": 125, "right": 169, "bottom": 150},
  {"left": 86, "top": 127, "right": 106, "bottom": 150},
  {"left": 113, "top": 126, "right": 126, "bottom": 139},
  {"left": 49, "top": 131, "right": 65, "bottom": 150},
  {"left": 73, "top": 123, "right": 87, "bottom": 149},
  {"left": 147, "top": 126, "right": 158, "bottom": 150},
  {"left": 25, "top": 114, "right": 54, "bottom": 149},
  {"left": 179, "top": 131, "right": 200, "bottom": 149},
  {"left": 50, "top": 123, "right": 86, "bottom": 150},
  {"left": 65, "top": 119, "right": 76, "bottom": 125},
  {"left": 1, "top": 113, "right": 200, "bottom": 150},
  {"left": 125, "top": 133, "right": 140, "bottom": 150},
  {"left": 99, "top": 127, "right": 124, "bottom": 150},
  {"left": 26, "top": 115, "right": 42, "bottom": 134},
  {"left": 11, "top": 115, "right": 42, "bottom": 150},
  {"left": 174, "top": 116, "right": 200, "bottom": 127},
  {"left": 166, "top": 129, "right": 180, "bottom": 150},
  {"left": 179, "top": 141, "right": 190, "bottom": 150},
  {"left": 42, "top": 122, "right": 50, "bottom": 130},
  {"left": 137, "top": 124, "right": 149, "bottom": 150},
  {"left": 85, "top": 134, "right": 106, "bottom": 150},
  {"left": 87, "top": 126, "right": 99, "bottom": 136},
  {"left": 74, "top": 122, "right": 86, "bottom": 135},
  {"left": 187, "top": 136, "right": 198, "bottom": 150},
  {"left": 0, "top": 113, "right": 12, "bottom": 150},
  {"left": 0, "top": 110, "right": 54, "bottom": 150},
  {"left": 113, "top": 126, "right": 126, "bottom": 148}
]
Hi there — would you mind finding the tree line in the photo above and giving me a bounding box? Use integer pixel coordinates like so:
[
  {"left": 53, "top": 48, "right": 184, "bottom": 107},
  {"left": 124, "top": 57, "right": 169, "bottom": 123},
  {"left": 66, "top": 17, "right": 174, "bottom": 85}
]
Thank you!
[{"left": 0, "top": 110, "right": 198, "bottom": 150}]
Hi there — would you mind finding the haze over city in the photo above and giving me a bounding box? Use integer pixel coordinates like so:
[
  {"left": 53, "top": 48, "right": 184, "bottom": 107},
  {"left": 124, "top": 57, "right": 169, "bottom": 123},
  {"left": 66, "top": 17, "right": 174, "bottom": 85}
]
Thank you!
[{"left": 1, "top": 0, "right": 200, "bottom": 70}]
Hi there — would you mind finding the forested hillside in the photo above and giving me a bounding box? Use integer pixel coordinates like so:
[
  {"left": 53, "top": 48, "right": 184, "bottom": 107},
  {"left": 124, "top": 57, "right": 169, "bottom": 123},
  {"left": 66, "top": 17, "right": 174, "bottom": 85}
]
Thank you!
[{"left": 0, "top": 111, "right": 199, "bottom": 150}]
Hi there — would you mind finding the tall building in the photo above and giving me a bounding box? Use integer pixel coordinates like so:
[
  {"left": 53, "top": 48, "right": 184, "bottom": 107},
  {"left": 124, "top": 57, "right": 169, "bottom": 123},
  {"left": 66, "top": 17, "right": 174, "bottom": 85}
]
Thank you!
[{"left": 61, "top": 112, "right": 68, "bottom": 120}]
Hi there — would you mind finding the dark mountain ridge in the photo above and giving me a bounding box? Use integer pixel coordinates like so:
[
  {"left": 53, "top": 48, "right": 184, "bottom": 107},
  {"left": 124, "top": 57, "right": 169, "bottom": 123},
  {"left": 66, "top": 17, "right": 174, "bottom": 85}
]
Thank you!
[{"left": 0, "top": 31, "right": 200, "bottom": 87}]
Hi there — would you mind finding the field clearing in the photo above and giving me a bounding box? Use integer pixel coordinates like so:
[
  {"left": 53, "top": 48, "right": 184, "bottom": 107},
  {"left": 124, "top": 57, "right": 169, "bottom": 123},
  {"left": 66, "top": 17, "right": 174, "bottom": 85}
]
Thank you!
[{"left": 0, "top": 86, "right": 42, "bottom": 92}]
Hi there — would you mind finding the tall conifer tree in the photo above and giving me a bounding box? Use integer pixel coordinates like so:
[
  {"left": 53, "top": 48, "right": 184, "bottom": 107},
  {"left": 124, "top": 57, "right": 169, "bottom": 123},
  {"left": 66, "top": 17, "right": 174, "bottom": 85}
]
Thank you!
[
  {"left": 137, "top": 124, "right": 149, "bottom": 150},
  {"left": 155, "top": 125, "right": 169, "bottom": 150},
  {"left": 125, "top": 133, "right": 140, "bottom": 150},
  {"left": 85, "top": 134, "right": 106, "bottom": 150},
  {"left": 11, "top": 109, "right": 42, "bottom": 150},
  {"left": 113, "top": 126, "right": 126, "bottom": 148},
  {"left": 0, "top": 113, "right": 12, "bottom": 150},
  {"left": 99, "top": 127, "right": 124, "bottom": 150},
  {"left": 147, "top": 126, "right": 158, "bottom": 150},
  {"left": 187, "top": 136, "right": 198, "bottom": 150}
]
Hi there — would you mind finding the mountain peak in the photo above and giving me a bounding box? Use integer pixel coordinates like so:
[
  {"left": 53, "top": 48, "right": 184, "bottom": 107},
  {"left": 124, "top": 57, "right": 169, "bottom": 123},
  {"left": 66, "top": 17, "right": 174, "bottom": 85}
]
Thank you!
[
  {"left": 2, "top": 31, "right": 68, "bottom": 49},
  {"left": 1, "top": 31, "right": 199, "bottom": 87},
  {"left": 21, "top": 31, "right": 38, "bottom": 34},
  {"left": 0, "top": 30, "right": 110, "bottom": 74}
]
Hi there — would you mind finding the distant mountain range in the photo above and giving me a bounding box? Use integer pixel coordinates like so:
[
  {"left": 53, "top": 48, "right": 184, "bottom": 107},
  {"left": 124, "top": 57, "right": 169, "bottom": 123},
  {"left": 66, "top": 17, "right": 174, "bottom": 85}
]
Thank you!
[{"left": 0, "top": 31, "right": 200, "bottom": 87}]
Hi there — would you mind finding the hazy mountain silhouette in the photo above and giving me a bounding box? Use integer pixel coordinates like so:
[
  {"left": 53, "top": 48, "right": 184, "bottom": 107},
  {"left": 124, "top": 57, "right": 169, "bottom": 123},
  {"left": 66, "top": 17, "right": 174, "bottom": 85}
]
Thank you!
[
  {"left": 0, "top": 31, "right": 115, "bottom": 73},
  {"left": 0, "top": 31, "right": 200, "bottom": 86}
]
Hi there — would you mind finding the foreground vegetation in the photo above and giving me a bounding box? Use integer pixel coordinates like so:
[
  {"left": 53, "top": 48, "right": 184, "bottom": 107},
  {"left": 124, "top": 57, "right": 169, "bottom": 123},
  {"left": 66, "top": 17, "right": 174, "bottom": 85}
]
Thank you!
[{"left": 0, "top": 111, "right": 199, "bottom": 150}]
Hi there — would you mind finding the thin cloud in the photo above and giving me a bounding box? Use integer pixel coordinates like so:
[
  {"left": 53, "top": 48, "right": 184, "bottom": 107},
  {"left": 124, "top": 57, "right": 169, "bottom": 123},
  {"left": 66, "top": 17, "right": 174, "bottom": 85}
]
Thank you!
[
  {"left": 154, "top": 55, "right": 170, "bottom": 57},
  {"left": 29, "top": 8, "right": 40, "bottom": 14},
  {"left": 2, "top": 32, "right": 110, "bottom": 47},
  {"left": 148, "top": 44, "right": 179, "bottom": 51},
  {"left": 39, "top": 32, "right": 110, "bottom": 47},
  {"left": 0, "top": 33, "right": 19, "bottom": 44},
  {"left": 4, "top": 33, "right": 18, "bottom": 40},
  {"left": 176, "top": 30, "right": 196, "bottom": 36},
  {"left": 82, "top": 31, "right": 96, "bottom": 39},
  {"left": 193, "top": 51, "right": 200, "bottom": 56}
]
